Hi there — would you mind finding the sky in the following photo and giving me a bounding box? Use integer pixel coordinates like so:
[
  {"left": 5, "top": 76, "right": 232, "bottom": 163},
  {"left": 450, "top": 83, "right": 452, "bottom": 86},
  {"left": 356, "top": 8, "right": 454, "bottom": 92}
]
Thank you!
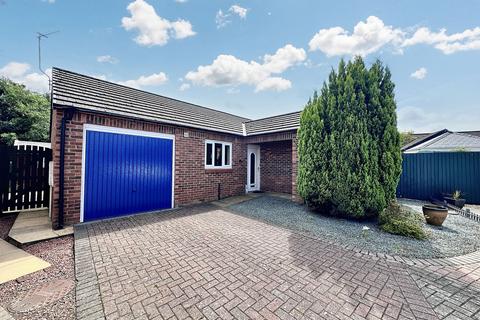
[{"left": 1, "top": 0, "right": 479, "bottom": 133}]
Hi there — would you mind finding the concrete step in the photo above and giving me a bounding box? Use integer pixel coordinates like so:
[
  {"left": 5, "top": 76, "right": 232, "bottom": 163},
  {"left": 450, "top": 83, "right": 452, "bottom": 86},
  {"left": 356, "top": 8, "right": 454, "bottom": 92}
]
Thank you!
[
  {"left": 8, "top": 210, "right": 73, "bottom": 245},
  {"left": 0, "top": 239, "right": 50, "bottom": 285}
]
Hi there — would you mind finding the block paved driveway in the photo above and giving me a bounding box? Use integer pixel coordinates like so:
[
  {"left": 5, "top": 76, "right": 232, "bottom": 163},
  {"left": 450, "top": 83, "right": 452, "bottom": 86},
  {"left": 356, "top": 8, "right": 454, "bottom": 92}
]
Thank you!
[{"left": 74, "top": 204, "right": 480, "bottom": 320}]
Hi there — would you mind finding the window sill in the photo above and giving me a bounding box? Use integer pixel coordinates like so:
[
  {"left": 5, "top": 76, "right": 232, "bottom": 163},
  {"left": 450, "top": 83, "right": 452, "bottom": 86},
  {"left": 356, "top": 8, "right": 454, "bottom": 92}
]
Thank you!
[{"left": 205, "top": 168, "right": 233, "bottom": 173}]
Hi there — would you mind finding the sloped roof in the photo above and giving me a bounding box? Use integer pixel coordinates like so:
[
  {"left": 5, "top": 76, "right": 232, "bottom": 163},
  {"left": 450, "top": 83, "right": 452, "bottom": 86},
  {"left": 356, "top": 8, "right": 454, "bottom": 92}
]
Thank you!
[
  {"left": 245, "top": 111, "right": 301, "bottom": 135},
  {"left": 405, "top": 131, "right": 480, "bottom": 153},
  {"left": 52, "top": 68, "right": 250, "bottom": 135},
  {"left": 52, "top": 68, "right": 302, "bottom": 136},
  {"left": 413, "top": 130, "right": 480, "bottom": 139},
  {"left": 401, "top": 129, "right": 448, "bottom": 151}
]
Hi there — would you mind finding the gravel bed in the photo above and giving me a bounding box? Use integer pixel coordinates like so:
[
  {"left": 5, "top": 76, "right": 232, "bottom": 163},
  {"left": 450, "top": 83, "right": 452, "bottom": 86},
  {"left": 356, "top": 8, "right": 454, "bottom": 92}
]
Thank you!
[
  {"left": 0, "top": 214, "right": 17, "bottom": 239},
  {"left": 229, "top": 195, "right": 480, "bottom": 259},
  {"left": 465, "top": 204, "right": 480, "bottom": 215},
  {"left": 0, "top": 236, "right": 75, "bottom": 320}
]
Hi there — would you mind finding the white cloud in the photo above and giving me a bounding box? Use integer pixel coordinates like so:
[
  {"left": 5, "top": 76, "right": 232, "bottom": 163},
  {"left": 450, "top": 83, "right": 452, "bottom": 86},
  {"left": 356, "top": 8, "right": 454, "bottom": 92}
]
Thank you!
[
  {"left": 0, "top": 62, "right": 167, "bottom": 92},
  {"left": 255, "top": 77, "right": 291, "bottom": 92},
  {"left": 215, "top": 10, "right": 230, "bottom": 29},
  {"left": 216, "top": 5, "right": 248, "bottom": 28},
  {"left": 96, "top": 55, "right": 118, "bottom": 64},
  {"left": 262, "top": 44, "right": 308, "bottom": 73},
  {"left": 175, "top": 0, "right": 187, "bottom": 3},
  {"left": 0, "top": 62, "right": 30, "bottom": 78},
  {"left": 402, "top": 27, "right": 480, "bottom": 54},
  {"left": 170, "top": 19, "right": 195, "bottom": 39},
  {"left": 309, "top": 16, "right": 480, "bottom": 56},
  {"left": 179, "top": 83, "right": 190, "bottom": 91},
  {"left": 121, "top": 0, "right": 195, "bottom": 46},
  {"left": 410, "top": 67, "right": 427, "bottom": 80},
  {"left": 397, "top": 106, "right": 479, "bottom": 132},
  {"left": 185, "top": 44, "right": 306, "bottom": 92},
  {"left": 230, "top": 5, "right": 248, "bottom": 19},
  {"left": 0, "top": 62, "right": 50, "bottom": 93},
  {"left": 117, "top": 72, "right": 168, "bottom": 89},
  {"left": 398, "top": 106, "right": 442, "bottom": 132},
  {"left": 309, "top": 16, "right": 404, "bottom": 56}
]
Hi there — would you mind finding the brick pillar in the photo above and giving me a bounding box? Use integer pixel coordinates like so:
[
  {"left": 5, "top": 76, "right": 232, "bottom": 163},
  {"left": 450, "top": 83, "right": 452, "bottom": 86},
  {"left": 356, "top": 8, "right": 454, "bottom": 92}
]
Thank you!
[{"left": 291, "top": 136, "right": 302, "bottom": 203}]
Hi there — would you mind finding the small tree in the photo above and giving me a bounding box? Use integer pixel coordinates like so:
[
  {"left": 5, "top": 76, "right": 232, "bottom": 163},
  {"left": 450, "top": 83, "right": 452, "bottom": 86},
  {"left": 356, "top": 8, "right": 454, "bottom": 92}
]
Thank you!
[
  {"left": 400, "top": 131, "right": 416, "bottom": 146},
  {"left": 0, "top": 78, "right": 50, "bottom": 145},
  {"left": 297, "top": 57, "right": 401, "bottom": 219}
]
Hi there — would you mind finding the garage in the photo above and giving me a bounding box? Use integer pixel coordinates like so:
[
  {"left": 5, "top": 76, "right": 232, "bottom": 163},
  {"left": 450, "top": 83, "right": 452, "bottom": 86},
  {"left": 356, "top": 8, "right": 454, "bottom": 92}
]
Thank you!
[{"left": 81, "top": 125, "right": 174, "bottom": 222}]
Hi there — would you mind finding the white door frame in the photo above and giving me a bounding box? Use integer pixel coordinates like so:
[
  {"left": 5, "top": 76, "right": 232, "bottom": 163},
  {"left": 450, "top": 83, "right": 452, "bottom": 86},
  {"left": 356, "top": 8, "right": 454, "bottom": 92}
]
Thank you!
[{"left": 247, "top": 144, "right": 260, "bottom": 192}]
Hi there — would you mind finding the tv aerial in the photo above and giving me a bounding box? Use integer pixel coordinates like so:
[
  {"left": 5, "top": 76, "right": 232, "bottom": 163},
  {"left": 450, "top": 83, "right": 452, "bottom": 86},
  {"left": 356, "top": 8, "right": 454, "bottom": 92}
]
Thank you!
[{"left": 37, "top": 30, "right": 59, "bottom": 92}]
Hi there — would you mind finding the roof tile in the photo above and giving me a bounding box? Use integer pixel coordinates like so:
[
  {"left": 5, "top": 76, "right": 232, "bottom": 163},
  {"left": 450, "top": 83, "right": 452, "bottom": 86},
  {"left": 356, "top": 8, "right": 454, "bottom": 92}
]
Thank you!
[{"left": 52, "top": 68, "right": 302, "bottom": 136}]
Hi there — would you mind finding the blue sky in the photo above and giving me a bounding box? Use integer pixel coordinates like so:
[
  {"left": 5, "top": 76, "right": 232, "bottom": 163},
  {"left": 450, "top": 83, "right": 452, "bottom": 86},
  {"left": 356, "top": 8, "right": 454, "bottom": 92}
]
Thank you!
[{"left": 1, "top": 0, "right": 479, "bottom": 133}]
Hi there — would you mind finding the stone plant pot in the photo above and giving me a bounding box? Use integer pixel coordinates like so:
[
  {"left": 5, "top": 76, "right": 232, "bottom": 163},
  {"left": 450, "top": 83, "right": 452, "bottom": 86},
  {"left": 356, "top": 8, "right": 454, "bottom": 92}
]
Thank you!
[
  {"left": 422, "top": 204, "right": 448, "bottom": 226},
  {"left": 444, "top": 196, "right": 466, "bottom": 209}
]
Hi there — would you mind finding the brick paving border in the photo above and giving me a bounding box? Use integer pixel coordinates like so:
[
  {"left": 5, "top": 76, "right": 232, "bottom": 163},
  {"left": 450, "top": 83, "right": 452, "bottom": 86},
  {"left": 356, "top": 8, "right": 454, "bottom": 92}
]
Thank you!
[
  {"left": 225, "top": 205, "right": 480, "bottom": 319},
  {"left": 74, "top": 225, "right": 106, "bottom": 320},
  {"left": 335, "top": 244, "right": 480, "bottom": 269},
  {"left": 224, "top": 204, "right": 480, "bottom": 319},
  {"left": 222, "top": 204, "right": 480, "bottom": 269}
]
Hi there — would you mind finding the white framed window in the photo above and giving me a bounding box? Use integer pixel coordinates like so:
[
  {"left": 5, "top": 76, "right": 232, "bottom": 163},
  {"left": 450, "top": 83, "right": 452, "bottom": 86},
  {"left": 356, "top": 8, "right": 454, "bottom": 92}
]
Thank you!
[{"left": 205, "top": 140, "right": 232, "bottom": 169}]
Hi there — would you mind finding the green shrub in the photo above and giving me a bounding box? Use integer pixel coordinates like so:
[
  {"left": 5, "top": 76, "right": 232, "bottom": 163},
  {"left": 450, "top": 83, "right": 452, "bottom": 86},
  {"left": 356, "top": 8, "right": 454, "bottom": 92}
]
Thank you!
[
  {"left": 0, "top": 78, "right": 50, "bottom": 145},
  {"left": 400, "top": 131, "right": 416, "bottom": 147},
  {"left": 379, "top": 201, "right": 427, "bottom": 240},
  {"left": 297, "top": 57, "right": 402, "bottom": 219}
]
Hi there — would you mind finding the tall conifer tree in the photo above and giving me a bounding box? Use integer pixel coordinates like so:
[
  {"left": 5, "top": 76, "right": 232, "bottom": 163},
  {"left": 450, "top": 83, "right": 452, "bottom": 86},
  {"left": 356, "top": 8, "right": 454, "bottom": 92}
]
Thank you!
[{"left": 297, "top": 57, "right": 401, "bottom": 218}]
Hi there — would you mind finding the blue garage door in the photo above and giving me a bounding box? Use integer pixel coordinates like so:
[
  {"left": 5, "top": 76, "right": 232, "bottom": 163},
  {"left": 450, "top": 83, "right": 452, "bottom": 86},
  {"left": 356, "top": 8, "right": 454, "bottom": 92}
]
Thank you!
[{"left": 83, "top": 128, "right": 174, "bottom": 222}]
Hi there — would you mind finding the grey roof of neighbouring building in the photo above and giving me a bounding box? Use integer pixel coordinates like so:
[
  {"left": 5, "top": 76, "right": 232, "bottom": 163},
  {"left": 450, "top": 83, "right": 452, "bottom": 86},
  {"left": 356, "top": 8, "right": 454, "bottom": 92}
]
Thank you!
[
  {"left": 404, "top": 130, "right": 480, "bottom": 153},
  {"left": 51, "top": 68, "right": 302, "bottom": 136},
  {"left": 401, "top": 129, "right": 448, "bottom": 151},
  {"left": 403, "top": 129, "right": 480, "bottom": 152},
  {"left": 412, "top": 130, "right": 480, "bottom": 139}
]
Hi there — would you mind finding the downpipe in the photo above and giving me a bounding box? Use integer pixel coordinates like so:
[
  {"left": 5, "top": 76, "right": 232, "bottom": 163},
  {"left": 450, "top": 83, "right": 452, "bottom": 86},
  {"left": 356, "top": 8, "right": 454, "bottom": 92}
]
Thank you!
[{"left": 56, "top": 108, "right": 75, "bottom": 230}]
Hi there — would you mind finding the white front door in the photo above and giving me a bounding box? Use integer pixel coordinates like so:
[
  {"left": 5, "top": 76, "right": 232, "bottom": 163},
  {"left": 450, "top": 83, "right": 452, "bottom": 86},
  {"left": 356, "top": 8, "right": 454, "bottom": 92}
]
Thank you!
[{"left": 247, "top": 145, "right": 260, "bottom": 192}]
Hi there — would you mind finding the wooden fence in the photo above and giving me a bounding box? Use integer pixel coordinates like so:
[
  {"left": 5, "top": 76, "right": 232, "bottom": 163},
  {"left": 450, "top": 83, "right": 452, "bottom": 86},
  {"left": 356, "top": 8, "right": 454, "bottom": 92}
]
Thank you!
[
  {"left": 0, "top": 145, "right": 52, "bottom": 213},
  {"left": 397, "top": 152, "right": 480, "bottom": 204}
]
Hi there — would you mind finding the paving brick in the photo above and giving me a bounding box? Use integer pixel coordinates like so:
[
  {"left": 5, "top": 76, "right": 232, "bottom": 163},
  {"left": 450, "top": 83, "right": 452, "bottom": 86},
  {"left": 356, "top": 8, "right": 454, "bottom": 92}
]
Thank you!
[
  {"left": 74, "top": 205, "right": 452, "bottom": 320},
  {"left": 406, "top": 260, "right": 480, "bottom": 319}
]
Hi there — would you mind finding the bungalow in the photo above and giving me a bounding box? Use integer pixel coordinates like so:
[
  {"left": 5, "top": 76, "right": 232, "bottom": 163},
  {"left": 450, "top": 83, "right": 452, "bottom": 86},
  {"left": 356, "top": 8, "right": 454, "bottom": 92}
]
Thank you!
[{"left": 50, "top": 68, "right": 302, "bottom": 227}]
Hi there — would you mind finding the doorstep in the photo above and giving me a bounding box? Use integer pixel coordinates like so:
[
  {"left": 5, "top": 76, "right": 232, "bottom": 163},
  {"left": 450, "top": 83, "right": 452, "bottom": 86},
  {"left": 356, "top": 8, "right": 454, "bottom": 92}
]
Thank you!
[
  {"left": 211, "top": 193, "right": 261, "bottom": 207},
  {"left": 8, "top": 210, "right": 73, "bottom": 245}
]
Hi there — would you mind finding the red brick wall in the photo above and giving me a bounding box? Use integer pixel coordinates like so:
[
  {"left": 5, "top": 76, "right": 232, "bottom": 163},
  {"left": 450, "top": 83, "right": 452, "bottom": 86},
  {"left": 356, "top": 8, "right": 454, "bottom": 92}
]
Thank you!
[
  {"left": 260, "top": 140, "right": 292, "bottom": 194},
  {"left": 291, "top": 137, "right": 301, "bottom": 203},
  {"left": 51, "top": 108, "right": 301, "bottom": 226},
  {"left": 51, "top": 109, "right": 247, "bottom": 226}
]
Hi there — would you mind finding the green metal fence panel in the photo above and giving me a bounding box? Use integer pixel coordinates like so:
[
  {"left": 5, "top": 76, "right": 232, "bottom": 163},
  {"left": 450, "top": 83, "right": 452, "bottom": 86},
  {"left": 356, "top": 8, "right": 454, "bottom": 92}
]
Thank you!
[{"left": 397, "top": 152, "right": 480, "bottom": 204}]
